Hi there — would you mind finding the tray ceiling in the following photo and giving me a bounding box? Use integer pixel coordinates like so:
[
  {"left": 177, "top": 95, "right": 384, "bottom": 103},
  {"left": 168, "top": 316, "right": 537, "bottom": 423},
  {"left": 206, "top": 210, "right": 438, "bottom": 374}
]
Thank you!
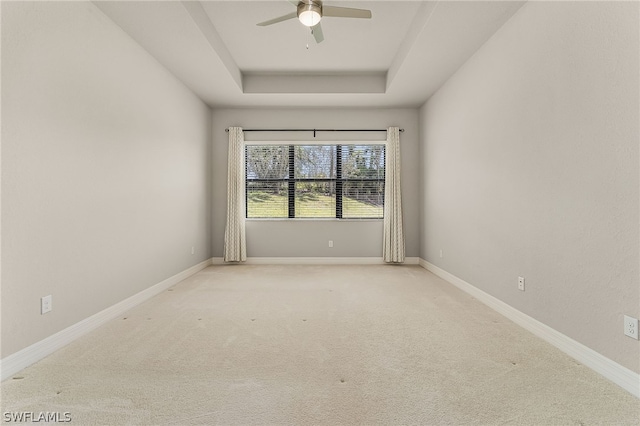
[{"left": 94, "top": 1, "right": 525, "bottom": 107}]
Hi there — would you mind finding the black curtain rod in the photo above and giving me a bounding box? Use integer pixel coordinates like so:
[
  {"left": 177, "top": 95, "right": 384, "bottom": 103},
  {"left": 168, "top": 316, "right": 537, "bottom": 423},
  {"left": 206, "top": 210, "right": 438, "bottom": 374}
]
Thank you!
[{"left": 225, "top": 128, "right": 404, "bottom": 134}]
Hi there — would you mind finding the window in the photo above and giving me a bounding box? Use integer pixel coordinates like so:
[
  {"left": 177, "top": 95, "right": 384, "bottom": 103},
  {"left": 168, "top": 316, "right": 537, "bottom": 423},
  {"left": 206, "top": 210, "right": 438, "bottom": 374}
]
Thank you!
[{"left": 246, "top": 144, "right": 385, "bottom": 219}]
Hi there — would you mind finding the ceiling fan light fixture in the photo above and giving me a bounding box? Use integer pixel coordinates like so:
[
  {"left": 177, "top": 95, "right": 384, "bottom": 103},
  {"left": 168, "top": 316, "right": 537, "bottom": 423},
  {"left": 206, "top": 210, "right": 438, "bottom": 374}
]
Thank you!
[{"left": 298, "top": 2, "right": 322, "bottom": 27}]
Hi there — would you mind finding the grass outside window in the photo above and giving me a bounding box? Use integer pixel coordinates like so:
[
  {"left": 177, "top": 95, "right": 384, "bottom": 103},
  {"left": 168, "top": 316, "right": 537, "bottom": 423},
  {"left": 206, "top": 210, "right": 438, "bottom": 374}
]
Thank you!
[{"left": 247, "top": 191, "right": 383, "bottom": 219}]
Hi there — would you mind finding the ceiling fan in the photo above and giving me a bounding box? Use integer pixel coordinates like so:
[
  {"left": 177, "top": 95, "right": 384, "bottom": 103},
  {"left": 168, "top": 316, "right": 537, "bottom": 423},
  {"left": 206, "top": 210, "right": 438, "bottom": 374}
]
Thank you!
[{"left": 257, "top": 0, "right": 372, "bottom": 44}]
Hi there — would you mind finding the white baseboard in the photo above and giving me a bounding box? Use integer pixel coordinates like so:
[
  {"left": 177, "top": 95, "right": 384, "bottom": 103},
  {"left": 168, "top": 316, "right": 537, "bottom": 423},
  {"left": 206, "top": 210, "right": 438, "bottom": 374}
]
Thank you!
[
  {"left": 214, "top": 257, "right": 419, "bottom": 265},
  {"left": 419, "top": 259, "right": 640, "bottom": 398},
  {"left": 0, "top": 258, "right": 213, "bottom": 382}
]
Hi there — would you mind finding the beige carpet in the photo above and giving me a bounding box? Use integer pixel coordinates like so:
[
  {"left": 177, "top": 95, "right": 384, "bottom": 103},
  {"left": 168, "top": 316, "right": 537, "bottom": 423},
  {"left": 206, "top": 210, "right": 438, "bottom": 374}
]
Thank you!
[{"left": 1, "top": 265, "right": 639, "bottom": 425}]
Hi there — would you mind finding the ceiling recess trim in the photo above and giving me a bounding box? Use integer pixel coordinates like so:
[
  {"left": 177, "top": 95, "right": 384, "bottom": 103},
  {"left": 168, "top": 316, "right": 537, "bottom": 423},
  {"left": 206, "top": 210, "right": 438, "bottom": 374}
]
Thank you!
[
  {"left": 386, "top": 1, "right": 439, "bottom": 91},
  {"left": 242, "top": 72, "right": 387, "bottom": 94},
  {"left": 181, "top": 0, "right": 242, "bottom": 90}
]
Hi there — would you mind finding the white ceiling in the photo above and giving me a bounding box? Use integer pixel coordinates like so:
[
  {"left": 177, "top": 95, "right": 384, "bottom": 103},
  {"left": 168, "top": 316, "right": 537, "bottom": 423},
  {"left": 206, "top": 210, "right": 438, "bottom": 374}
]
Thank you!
[
  {"left": 202, "top": 1, "right": 421, "bottom": 72},
  {"left": 94, "top": 1, "right": 525, "bottom": 108}
]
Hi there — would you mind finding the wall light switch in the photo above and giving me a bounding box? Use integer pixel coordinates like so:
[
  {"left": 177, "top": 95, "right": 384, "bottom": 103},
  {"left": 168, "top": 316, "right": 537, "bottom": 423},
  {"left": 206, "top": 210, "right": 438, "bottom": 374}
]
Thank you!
[
  {"left": 518, "top": 277, "right": 525, "bottom": 291},
  {"left": 328, "top": 240, "right": 333, "bottom": 248}
]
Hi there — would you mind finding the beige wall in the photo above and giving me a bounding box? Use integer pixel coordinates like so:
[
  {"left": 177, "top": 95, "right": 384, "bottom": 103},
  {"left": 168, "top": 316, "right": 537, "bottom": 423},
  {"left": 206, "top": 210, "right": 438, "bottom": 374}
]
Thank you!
[
  {"left": 1, "top": 2, "right": 212, "bottom": 358},
  {"left": 211, "top": 108, "right": 420, "bottom": 258},
  {"left": 419, "top": 1, "right": 639, "bottom": 372}
]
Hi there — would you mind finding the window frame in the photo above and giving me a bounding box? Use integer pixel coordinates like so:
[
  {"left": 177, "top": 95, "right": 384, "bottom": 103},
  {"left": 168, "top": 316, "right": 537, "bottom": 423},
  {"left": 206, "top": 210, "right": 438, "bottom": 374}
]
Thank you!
[{"left": 245, "top": 140, "right": 386, "bottom": 220}]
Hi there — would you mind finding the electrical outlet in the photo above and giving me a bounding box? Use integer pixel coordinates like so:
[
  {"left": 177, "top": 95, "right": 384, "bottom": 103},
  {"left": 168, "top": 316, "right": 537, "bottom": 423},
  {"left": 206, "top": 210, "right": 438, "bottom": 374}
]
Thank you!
[
  {"left": 191, "top": 246, "right": 195, "bottom": 255},
  {"left": 41, "top": 295, "right": 52, "bottom": 314},
  {"left": 624, "top": 315, "right": 638, "bottom": 339},
  {"left": 439, "top": 249, "right": 443, "bottom": 258},
  {"left": 328, "top": 240, "right": 333, "bottom": 248},
  {"left": 518, "top": 277, "right": 525, "bottom": 291}
]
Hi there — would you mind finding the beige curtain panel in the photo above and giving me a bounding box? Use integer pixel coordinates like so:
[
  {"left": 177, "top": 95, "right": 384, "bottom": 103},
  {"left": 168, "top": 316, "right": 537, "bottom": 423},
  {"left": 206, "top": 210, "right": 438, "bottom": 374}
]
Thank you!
[
  {"left": 223, "top": 127, "right": 247, "bottom": 262},
  {"left": 383, "top": 126, "right": 405, "bottom": 263}
]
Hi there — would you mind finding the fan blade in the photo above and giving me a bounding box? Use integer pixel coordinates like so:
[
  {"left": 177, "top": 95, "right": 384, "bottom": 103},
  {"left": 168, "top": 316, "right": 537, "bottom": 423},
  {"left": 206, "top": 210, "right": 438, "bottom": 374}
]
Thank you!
[
  {"left": 288, "top": 0, "right": 299, "bottom": 6},
  {"left": 312, "top": 22, "right": 324, "bottom": 43},
  {"left": 257, "top": 11, "right": 297, "bottom": 26},
  {"left": 322, "top": 5, "right": 371, "bottom": 19}
]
